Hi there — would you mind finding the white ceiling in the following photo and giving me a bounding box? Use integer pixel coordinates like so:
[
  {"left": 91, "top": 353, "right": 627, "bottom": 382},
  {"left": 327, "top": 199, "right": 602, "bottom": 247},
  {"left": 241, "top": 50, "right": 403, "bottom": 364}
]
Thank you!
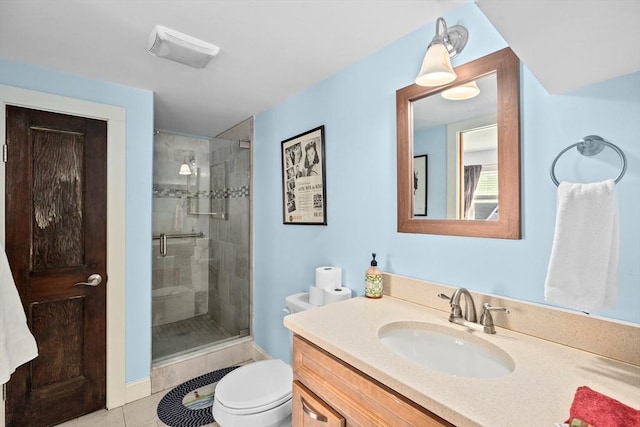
[
  {"left": 476, "top": 0, "right": 640, "bottom": 95},
  {"left": 1, "top": 1, "right": 638, "bottom": 138}
]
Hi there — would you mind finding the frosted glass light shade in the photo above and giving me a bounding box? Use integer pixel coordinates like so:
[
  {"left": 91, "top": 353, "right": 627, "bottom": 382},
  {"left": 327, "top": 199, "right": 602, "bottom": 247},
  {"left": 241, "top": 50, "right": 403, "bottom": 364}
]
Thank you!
[
  {"left": 415, "top": 43, "right": 457, "bottom": 87},
  {"left": 179, "top": 163, "right": 192, "bottom": 175},
  {"left": 441, "top": 81, "right": 480, "bottom": 100}
]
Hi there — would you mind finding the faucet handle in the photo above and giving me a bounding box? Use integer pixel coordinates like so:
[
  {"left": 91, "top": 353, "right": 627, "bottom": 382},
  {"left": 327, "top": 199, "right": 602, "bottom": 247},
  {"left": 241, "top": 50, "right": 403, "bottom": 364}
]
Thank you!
[
  {"left": 438, "top": 293, "right": 464, "bottom": 322},
  {"left": 437, "top": 293, "right": 451, "bottom": 301},
  {"left": 480, "top": 303, "right": 509, "bottom": 334},
  {"left": 482, "top": 302, "right": 509, "bottom": 313}
]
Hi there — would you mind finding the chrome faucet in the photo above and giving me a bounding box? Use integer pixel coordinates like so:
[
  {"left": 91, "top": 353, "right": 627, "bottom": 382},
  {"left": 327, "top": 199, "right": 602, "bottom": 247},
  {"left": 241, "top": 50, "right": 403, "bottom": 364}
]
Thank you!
[{"left": 438, "top": 288, "right": 477, "bottom": 323}]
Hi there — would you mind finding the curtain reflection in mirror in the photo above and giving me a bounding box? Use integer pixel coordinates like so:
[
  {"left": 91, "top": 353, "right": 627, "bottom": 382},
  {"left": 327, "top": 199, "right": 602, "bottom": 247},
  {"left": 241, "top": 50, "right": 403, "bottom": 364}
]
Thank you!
[{"left": 463, "top": 165, "right": 482, "bottom": 219}]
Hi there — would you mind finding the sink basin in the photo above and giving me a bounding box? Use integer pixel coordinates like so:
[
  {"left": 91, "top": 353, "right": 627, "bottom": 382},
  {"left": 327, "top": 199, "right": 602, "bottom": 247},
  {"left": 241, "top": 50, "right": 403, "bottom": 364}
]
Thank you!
[{"left": 378, "top": 322, "right": 514, "bottom": 378}]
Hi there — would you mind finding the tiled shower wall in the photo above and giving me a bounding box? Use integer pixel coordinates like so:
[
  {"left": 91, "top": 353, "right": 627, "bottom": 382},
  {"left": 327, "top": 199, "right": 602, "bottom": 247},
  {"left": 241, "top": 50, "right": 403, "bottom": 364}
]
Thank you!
[
  {"left": 209, "top": 117, "right": 252, "bottom": 336},
  {"left": 152, "top": 131, "right": 212, "bottom": 326}
]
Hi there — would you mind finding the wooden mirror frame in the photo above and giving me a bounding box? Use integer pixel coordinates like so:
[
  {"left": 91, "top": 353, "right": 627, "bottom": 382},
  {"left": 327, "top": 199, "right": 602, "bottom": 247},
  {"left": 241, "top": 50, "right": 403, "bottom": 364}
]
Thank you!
[{"left": 396, "top": 47, "right": 521, "bottom": 239}]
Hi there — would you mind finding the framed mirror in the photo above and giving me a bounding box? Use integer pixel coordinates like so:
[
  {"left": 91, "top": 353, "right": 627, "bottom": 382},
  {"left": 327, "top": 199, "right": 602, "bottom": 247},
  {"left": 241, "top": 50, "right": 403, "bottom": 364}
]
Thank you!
[{"left": 397, "top": 47, "right": 521, "bottom": 239}]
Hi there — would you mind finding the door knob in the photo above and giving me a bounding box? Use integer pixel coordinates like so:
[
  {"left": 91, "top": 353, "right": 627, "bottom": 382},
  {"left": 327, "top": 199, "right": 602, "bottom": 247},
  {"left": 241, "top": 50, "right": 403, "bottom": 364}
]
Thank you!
[{"left": 73, "top": 274, "right": 103, "bottom": 287}]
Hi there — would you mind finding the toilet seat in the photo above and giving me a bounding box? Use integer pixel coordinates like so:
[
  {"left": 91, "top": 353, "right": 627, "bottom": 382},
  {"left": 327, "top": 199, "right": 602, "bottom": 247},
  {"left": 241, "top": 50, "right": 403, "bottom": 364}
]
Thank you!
[{"left": 215, "top": 359, "right": 292, "bottom": 415}]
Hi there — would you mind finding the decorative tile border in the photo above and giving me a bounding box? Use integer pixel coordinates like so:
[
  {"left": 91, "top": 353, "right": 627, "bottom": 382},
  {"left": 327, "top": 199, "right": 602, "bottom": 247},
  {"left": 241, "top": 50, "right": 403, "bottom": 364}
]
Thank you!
[{"left": 153, "top": 185, "right": 249, "bottom": 199}]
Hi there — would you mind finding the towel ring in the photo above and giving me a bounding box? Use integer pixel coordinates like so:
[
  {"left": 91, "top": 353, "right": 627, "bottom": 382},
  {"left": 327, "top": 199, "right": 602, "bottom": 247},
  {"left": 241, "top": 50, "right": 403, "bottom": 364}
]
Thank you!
[{"left": 550, "top": 135, "right": 627, "bottom": 186}]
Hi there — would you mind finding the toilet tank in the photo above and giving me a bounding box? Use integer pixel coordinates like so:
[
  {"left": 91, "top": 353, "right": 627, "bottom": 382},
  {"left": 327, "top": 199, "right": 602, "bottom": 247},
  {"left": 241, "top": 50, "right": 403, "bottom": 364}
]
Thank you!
[{"left": 285, "top": 292, "right": 316, "bottom": 313}]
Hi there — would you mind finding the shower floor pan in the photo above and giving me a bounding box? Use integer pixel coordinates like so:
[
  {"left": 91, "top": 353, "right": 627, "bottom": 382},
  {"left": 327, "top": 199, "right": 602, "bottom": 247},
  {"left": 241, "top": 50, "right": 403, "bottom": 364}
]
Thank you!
[{"left": 152, "top": 314, "right": 233, "bottom": 362}]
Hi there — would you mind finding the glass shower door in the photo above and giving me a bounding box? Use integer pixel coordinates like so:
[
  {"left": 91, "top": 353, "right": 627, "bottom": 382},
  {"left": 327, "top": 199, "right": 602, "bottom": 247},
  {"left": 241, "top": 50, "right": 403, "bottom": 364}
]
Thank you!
[{"left": 151, "top": 132, "right": 250, "bottom": 363}]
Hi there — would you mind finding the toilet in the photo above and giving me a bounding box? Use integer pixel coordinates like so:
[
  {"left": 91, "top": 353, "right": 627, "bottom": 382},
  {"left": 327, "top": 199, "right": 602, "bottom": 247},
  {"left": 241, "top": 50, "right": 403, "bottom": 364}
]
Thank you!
[
  {"left": 212, "top": 359, "right": 293, "bottom": 427},
  {"left": 212, "top": 292, "right": 316, "bottom": 427}
]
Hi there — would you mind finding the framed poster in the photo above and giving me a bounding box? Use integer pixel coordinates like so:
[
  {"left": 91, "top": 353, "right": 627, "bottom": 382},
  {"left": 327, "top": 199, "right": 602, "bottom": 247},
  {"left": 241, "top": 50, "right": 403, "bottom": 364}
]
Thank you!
[
  {"left": 413, "top": 154, "right": 428, "bottom": 216},
  {"left": 281, "top": 126, "right": 327, "bottom": 225}
]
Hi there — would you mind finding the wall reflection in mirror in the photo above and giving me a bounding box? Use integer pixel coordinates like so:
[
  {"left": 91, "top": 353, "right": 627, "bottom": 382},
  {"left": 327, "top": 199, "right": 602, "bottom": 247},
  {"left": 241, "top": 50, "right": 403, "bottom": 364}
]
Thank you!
[{"left": 412, "top": 73, "right": 498, "bottom": 220}]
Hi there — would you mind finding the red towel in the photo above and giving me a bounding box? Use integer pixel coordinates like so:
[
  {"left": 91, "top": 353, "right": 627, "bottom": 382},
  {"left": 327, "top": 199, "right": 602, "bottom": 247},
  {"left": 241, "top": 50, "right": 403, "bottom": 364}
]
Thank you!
[{"left": 566, "top": 386, "right": 640, "bottom": 427}]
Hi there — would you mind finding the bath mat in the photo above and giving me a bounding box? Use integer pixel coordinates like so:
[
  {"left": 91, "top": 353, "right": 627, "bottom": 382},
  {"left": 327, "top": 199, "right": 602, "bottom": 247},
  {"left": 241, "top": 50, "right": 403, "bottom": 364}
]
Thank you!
[{"left": 157, "top": 366, "right": 238, "bottom": 427}]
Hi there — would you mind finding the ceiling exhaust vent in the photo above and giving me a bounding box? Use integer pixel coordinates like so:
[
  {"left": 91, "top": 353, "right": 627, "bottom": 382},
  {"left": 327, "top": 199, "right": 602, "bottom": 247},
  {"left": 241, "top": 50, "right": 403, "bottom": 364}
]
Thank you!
[{"left": 147, "top": 25, "right": 220, "bottom": 69}]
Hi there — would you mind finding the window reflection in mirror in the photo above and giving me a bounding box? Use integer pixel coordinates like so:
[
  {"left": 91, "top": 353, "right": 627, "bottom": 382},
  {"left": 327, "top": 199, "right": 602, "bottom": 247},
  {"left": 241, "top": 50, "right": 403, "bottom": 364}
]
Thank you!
[{"left": 460, "top": 124, "right": 498, "bottom": 220}]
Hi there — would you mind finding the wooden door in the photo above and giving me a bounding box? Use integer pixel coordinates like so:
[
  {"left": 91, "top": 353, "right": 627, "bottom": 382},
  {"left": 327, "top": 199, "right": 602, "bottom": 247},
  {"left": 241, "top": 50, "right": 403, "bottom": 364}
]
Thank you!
[{"left": 4, "top": 106, "right": 107, "bottom": 426}]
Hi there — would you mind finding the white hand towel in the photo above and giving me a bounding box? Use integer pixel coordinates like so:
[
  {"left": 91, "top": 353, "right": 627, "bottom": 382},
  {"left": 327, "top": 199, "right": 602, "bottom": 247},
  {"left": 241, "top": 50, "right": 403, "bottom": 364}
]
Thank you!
[
  {"left": 544, "top": 179, "right": 618, "bottom": 312},
  {"left": 1, "top": 243, "right": 39, "bottom": 384}
]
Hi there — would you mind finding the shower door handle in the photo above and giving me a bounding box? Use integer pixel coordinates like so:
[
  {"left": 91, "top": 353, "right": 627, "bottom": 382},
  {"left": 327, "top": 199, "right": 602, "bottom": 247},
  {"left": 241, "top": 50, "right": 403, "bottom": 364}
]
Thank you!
[
  {"left": 160, "top": 233, "right": 167, "bottom": 257},
  {"left": 73, "top": 274, "right": 103, "bottom": 287}
]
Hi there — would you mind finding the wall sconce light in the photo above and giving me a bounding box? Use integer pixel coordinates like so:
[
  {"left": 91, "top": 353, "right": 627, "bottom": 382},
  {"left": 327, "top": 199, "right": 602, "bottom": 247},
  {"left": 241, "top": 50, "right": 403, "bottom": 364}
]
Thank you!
[
  {"left": 441, "top": 80, "right": 480, "bottom": 100},
  {"left": 179, "top": 158, "right": 194, "bottom": 175},
  {"left": 415, "top": 17, "right": 468, "bottom": 87}
]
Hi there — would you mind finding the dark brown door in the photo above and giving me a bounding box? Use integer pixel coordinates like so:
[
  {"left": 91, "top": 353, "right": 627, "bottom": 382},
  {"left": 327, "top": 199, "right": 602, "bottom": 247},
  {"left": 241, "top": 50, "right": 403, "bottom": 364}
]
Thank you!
[{"left": 4, "top": 106, "right": 107, "bottom": 426}]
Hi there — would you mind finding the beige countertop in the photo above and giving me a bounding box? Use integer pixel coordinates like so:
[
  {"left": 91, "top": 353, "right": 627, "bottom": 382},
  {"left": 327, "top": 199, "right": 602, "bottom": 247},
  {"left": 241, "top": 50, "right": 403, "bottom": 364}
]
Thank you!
[{"left": 284, "top": 296, "right": 640, "bottom": 427}]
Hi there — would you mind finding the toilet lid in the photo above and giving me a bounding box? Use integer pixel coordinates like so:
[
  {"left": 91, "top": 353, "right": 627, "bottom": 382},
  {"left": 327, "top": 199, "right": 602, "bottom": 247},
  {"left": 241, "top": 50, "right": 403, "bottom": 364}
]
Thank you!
[{"left": 215, "top": 359, "right": 292, "bottom": 415}]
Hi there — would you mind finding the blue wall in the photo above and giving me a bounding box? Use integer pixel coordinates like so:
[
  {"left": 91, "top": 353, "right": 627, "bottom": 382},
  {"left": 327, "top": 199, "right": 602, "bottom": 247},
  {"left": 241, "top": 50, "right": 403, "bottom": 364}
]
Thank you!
[
  {"left": 0, "top": 59, "right": 154, "bottom": 382},
  {"left": 254, "top": 3, "right": 640, "bottom": 363}
]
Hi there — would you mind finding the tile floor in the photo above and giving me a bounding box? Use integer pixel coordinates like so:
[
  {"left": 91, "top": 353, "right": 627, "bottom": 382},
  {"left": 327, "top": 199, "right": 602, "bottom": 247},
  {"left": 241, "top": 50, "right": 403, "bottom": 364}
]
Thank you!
[
  {"left": 56, "top": 317, "right": 246, "bottom": 426},
  {"left": 56, "top": 390, "right": 219, "bottom": 427}
]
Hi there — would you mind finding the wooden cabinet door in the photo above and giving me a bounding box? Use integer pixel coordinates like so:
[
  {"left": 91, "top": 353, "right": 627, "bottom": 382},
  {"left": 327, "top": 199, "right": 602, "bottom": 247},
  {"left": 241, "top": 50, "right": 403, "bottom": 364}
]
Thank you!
[{"left": 293, "top": 380, "right": 345, "bottom": 427}]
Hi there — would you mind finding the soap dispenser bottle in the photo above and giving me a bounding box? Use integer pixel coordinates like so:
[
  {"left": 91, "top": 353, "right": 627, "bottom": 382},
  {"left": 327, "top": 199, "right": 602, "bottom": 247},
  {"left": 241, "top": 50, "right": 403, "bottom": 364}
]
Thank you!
[{"left": 365, "top": 253, "right": 383, "bottom": 298}]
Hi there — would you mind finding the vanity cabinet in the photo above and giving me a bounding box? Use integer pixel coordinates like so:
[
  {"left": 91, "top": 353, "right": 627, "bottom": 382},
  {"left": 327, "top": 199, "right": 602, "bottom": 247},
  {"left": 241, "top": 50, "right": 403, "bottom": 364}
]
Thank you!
[{"left": 292, "top": 335, "right": 453, "bottom": 427}]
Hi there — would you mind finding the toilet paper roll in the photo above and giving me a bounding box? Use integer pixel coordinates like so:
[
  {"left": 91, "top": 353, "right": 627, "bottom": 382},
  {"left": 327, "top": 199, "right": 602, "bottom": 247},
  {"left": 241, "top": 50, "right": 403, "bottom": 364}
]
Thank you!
[
  {"left": 324, "top": 287, "right": 352, "bottom": 305},
  {"left": 315, "top": 266, "right": 342, "bottom": 290},
  {"left": 308, "top": 285, "right": 325, "bottom": 306}
]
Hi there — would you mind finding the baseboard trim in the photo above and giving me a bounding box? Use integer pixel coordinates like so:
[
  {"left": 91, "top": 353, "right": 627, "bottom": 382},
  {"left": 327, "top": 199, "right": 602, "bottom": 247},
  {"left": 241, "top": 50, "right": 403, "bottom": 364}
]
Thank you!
[
  {"left": 125, "top": 377, "right": 151, "bottom": 404},
  {"left": 251, "top": 342, "right": 273, "bottom": 361}
]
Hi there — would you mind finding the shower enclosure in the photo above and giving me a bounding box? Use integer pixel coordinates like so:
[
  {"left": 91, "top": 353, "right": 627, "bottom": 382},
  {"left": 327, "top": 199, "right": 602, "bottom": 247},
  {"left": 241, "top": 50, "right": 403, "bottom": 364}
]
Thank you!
[{"left": 151, "top": 130, "right": 250, "bottom": 362}]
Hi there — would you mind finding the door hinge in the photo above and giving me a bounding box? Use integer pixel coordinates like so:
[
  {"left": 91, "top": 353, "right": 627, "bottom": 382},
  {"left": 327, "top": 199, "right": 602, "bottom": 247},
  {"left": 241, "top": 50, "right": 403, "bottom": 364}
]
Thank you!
[
  {"left": 2, "top": 383, "right": 5, "bottom": 401},
  {"left": 2, "top": 143, "right": 7, "bottom": 163}
]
